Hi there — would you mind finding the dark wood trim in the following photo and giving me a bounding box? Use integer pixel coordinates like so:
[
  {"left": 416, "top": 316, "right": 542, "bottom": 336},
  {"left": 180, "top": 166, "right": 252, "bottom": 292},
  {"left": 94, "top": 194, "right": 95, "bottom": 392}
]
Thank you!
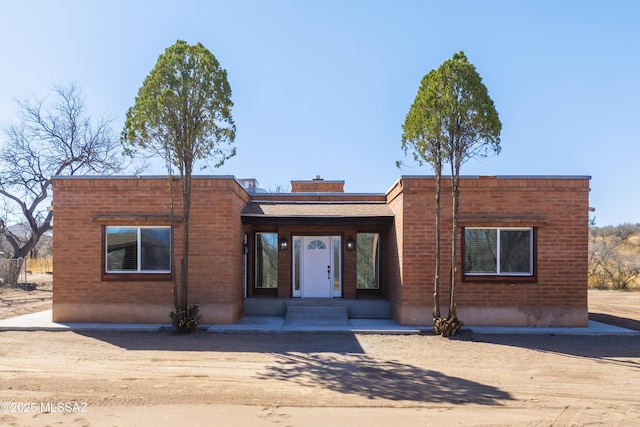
[
  {"left": 93, "top": 214, "right": 182, "bottom": 223},
  {"left": 102, "top": 272, "right": 173, "bottom": 282},
  {"left": 251, "top": 287, "right": 279, "bottom": 297},
  {"left": 242, "top": 216, "right": 393, "bottom": 226},
  {"left": 458, "top": 216, "right": 546, "bottom": 226},
  {"left": 356, "top": 288, "right": 384, "bottom": 298},
  {"left": 462, "top": 274, "right": 538, "bottom": 284}
]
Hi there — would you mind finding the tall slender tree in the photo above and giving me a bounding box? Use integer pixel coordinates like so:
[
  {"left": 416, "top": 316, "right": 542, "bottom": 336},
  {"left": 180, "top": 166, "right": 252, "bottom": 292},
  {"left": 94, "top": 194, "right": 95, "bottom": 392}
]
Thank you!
[
  {"left": 401, "top": 69, "right": 446, "bottom": 326},
  {"left": 440, "top": 52, "right": 501, "bottom": 335},
  {"left": 122, "top": 40, "right": 236, "bottom": 333},
  {"left": 401, "top": 52, "right": 501, "bottom": 336}
]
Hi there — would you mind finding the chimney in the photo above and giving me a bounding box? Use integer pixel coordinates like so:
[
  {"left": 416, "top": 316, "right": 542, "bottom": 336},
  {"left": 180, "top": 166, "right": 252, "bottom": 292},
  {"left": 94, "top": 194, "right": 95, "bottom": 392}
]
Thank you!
[
  {"left": 291, "top": 176, "right": 344, "bottom": 193},
  {"left": 238, "top": 178, "right": 259, "bottom": 193}
]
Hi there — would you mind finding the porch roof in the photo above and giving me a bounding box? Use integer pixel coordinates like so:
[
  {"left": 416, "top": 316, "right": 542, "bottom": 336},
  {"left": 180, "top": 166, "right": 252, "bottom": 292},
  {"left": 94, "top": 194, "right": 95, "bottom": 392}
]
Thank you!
[{"left": 241, "top": 201, "right": 395, "bottom": 225}]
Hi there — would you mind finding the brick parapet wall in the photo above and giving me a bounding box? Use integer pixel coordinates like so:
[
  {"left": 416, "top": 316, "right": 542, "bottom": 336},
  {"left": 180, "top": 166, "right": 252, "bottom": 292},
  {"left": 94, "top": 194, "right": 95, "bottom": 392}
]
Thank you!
[
  {"left": 389, "top": 176, "right": 590, "bottom": 326},
  {"left": 251, "top": 193, "right": 387, "bottom": 203},
  {"left": 52, "top": 176, "right": 248, "bottom": 323},
  {"left": 291, "top": 180, "right": 345, "bottom": 193},
  {"left": 385, "top": 182, "right": 404, "bottom": 315}
]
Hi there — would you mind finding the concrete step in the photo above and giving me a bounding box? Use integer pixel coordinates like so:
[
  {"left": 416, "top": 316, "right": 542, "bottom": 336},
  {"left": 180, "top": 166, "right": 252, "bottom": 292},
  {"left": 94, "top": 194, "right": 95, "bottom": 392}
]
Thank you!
[
  {"left": 244, "top": 298, "right": 391, "bottom": 319},
  {"left": 285, "top": 305, "right": 348, "bottom": 321}
]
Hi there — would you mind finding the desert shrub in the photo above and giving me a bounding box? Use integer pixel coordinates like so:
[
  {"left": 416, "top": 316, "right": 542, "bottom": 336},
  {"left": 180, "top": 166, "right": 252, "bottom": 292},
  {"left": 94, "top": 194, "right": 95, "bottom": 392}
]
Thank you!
[
  {"left": 589, "top": 223, "right": 640, "bottom": 290},
  {"left": 170, "top": 304, "right": 202, "bottom": 334}
]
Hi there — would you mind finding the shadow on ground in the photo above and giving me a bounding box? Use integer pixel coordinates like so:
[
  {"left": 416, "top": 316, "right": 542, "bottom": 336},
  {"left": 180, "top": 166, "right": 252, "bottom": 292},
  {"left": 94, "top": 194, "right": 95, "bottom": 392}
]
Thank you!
[
  {"left": 589, "top": 312, "right": 640, "bottom": 331},
  {"left": 74, "top": 330, "right": 366, "bottom": 354},
  {"left": 256, "top": 352, "right": 513, "bottom": 405},
  {"left": 472, "top": 334, "right": 640, "bottom": 370}
]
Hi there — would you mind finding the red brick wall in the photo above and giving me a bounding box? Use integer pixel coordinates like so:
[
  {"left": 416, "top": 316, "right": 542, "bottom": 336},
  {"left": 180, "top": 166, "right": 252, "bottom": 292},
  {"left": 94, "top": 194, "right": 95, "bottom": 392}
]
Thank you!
[
  {"left": 53, "top": 174, "right": 590, "bottom": 327},
  {"left": 385, "top": 179, "right": 404, "bottom": 316},
  {"left": 291, "top": 180, "right": 345, "bottom": 193},
  {"left": 52, "top": 176, "right": 248, "bottom": 323},
  {"left": 391, "top": 176, "right": 590, "bottom": 326}
]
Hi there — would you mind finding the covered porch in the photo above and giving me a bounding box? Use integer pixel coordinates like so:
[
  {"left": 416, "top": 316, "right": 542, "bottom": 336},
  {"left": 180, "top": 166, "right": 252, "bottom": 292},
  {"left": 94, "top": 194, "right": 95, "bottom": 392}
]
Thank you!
[{"left": 240, "top": 195, "right": 395, "bottom": 303}]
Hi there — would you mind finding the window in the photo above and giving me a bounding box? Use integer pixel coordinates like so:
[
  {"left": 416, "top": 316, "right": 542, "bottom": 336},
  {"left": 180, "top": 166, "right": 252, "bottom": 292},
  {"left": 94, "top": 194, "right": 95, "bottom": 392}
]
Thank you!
[
  {"left": 106, "top": 226, "right": 171, "bottom": 273},
  {"left": 333, "top": 238, "right": 341, "bottom": 292},
  {"left": 294, "top": 237, "right": 301, "bottom": 292},
  {"left": 357, "top": 233, "right": 380, "bottom": 289},
  {"left": 307, "top": 239, "right": 326, "bottom": 250},
  {"left": 464, "top": 227, "right": 533, "bottom": 276},
  {"left": 256, "top": 233, "right": 278, "bottom": 288}
]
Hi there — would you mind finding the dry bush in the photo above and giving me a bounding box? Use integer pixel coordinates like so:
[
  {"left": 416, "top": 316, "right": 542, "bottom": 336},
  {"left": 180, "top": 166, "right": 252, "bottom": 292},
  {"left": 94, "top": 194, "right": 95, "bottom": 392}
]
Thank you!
[{"left": 589, "top": 224, "right": 640, "bottom": 290}]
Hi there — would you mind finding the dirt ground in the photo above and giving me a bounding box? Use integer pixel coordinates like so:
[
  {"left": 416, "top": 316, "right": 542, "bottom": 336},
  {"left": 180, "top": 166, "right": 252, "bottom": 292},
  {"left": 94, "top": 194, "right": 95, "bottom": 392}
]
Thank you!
[
  {"left": 0, "top": 277, "right": 639, "bottom": 426},
  {"left": 0, "top": 273, "right": 52, "bottom": 320}
]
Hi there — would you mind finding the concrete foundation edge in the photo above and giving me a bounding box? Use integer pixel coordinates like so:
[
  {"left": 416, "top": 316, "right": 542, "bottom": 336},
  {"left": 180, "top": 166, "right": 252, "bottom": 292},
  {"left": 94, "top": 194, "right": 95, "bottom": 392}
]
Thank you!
[
  {"left": 391, "top": 303, "right": 588, "bottom": 327},
  {"left": 53, "top": 302, "right": 243, "bottom": 324}
]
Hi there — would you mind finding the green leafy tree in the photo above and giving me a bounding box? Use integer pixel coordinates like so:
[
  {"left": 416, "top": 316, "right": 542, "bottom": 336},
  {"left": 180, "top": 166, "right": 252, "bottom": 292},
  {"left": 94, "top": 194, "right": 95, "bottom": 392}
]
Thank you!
[
  {"left": 400, "top": 69, "right": 446, "bottom": 325},
  {"left": 122, "top": 40, "right": 236, "bottom": 333},
  {"left": 401, "top": 52, "right": 501, "bottom": 337},
  {"left": 440, "top": 52, "right": 501, "bottom": 335}
]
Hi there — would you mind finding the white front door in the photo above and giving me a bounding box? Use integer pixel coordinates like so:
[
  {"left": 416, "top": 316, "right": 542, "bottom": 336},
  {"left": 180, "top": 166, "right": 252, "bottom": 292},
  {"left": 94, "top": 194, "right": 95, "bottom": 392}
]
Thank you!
[
  {"left": 293, "top": 236, "right": 341, "bottom": 298},
  {"left": 302, "top": 237, "right": 332, "bottom": 298}
]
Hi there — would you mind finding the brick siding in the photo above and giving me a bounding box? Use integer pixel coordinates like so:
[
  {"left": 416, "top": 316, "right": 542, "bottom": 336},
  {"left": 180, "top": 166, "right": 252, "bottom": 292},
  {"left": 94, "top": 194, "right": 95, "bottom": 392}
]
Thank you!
[
  {"left": 52, "top": 176, "right": 248, "bottom": 323},
  {"left": 52, "top": 174, "right": 589, "bottom": 327},
  {"left": 389, "top": 176, "right": 590, "bottom": 326},
  {"left": 291, "top": 179, "right": 344, "bottom": 193}
]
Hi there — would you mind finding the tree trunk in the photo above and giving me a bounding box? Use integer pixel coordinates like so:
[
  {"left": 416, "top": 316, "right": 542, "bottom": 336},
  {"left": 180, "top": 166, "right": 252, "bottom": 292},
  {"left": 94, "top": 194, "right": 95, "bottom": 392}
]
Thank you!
[
  {"left": 169, "top": 171, "right": 201, "bottom": 333},
  {"left": 433, "top": 168, "right": 441, "bottom": 319},
  {"left": 180, "top": 173, "right": 191, "bottom": 312},
  {"left": 167, "top": 164, "right": 201, "bottom": 333},
  {"left": 430, "top": 158, "right": 464, "bottom": 337},
  {"left": 449, "top": 161, "right": 461, "bottom": 319},
  {"left": 1, "top": 257, "right": 24, "bottom": 288},
  {"left": 168, "top": 176, "right": 179, "bottom": 313},
  {"left": 164, "top": 154, "right": 180, "bottom": 313}
]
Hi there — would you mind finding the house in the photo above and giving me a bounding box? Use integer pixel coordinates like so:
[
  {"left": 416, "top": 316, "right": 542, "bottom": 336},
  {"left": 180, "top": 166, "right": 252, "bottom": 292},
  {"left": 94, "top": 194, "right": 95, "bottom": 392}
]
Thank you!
[{"left": 52, "top": 174, "right": 591, "bottom": 327}]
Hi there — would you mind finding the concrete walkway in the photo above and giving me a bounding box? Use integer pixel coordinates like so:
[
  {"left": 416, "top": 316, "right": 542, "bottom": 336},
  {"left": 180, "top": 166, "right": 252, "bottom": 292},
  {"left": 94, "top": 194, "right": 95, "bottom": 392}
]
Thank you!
[{"left": 0, "top": 310, "right": 638, "bottom": 335}]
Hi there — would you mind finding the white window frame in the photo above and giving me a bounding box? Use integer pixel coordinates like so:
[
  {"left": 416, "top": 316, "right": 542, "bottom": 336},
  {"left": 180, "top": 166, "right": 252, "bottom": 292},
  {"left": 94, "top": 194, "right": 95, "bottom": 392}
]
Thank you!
[
  {"left": 464, "top": 227, "right": 534, "bottom": 276},
  {"left": 105, "top": 226, "right": 171, "bottom": 274}
]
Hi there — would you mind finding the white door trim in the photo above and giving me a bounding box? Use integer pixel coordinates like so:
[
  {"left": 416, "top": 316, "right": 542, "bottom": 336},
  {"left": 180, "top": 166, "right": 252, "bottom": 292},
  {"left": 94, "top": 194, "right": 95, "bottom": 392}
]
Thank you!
[{"left": 292, "top": 235, "right": 341, "bottom": 298}]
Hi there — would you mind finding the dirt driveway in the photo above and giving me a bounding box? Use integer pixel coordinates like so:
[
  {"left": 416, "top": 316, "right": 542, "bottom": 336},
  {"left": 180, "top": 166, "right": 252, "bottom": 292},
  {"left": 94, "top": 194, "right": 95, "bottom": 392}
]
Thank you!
[
  {"left": 0, "top": 329, "right": 639, "bottom": 426},
  {"left": 1, "top": 281, "right": 639, "bottom": 426}
]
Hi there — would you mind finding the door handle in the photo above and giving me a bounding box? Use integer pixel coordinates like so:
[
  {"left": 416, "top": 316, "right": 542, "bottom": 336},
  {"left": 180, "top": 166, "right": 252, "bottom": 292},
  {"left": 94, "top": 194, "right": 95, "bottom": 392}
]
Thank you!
[{"left": 327, "top": 265, "right": 331, "bottom": 280}]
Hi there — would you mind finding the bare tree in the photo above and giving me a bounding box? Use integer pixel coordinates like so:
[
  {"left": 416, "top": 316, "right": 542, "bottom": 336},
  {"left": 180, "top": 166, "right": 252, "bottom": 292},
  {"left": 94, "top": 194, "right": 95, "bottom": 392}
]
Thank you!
[
  {"left": 589, "top": 224, "right": 640, "bottom": 289},
  {"left": 612, "top": 223, "right": 640, "bottom": 241},
  {"left": 268, "top": 184, "right": 290, "bottom": 193},
  {"left": 0, "top": 83, "right": 133, "bottom": 286}
]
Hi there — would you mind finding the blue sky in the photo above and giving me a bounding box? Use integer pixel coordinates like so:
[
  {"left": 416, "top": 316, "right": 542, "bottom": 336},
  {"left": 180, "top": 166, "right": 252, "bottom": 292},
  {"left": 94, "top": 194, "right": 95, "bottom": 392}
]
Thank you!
[{"left": 1, "top": 0, "right": 639, "bottom": 226}]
